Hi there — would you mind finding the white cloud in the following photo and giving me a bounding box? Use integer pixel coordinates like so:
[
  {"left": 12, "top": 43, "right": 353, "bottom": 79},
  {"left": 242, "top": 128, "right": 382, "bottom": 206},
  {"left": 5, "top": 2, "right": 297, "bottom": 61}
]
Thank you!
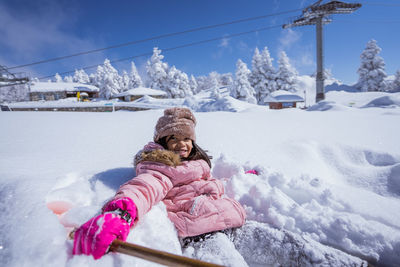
[
  {"left": 300, "top": 52, "right": 314, "bottom": 66},
  {"left": 218, "top": 37, "right": 230, "bottom": 48},
  {"left": 237, "top": 41, "right": 249, "bottom": 52},
  {"left": 279, "top": 28, "right": 302, "bottom": 50},
  {"left": 0, "top": 2, "right": 105, "bottom": 77}
]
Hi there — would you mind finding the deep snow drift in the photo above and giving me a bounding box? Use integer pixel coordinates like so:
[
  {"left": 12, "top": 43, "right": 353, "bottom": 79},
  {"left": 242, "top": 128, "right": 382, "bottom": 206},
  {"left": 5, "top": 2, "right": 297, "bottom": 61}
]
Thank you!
[{"left": 1, "top": 91, "right": 400, "bottom": 266}]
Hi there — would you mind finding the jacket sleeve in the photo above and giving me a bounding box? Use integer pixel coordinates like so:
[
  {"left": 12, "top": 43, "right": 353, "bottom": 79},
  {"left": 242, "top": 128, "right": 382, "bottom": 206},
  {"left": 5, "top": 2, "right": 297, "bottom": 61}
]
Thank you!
[{"left": 112, "top": 168, "right": 173, "bottom": 224}]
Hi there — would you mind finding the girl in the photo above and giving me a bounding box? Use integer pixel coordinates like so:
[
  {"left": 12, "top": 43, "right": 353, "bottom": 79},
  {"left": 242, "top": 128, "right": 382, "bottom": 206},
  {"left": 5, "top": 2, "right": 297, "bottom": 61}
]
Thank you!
[{"left": 72, "top": 107, "right": 246, "bottom": 259}]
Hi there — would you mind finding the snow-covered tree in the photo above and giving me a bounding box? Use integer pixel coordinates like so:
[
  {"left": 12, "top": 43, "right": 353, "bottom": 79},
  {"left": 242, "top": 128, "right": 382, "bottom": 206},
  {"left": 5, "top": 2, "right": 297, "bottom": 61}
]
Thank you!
[
  {"left": 73, "top": 69, "right": 90, "bottom": 84},
  {"left": 250, "top": 47, "right": 277, "bottom": 104},
  {"left": 209, "top": 72, "right": 221, "bottom": 88},
  {"left": 195, "top": 72, "right": 221, "bottom": 93},
  {"left": 388, "top": 70, "right": 400, "bottom": 92},
  {"left": 357, "top": 39, "right": 387, "bottom": 92},
  {"left": 121, "top": 70, "right": 130, "bottom": 92},
  {"left": 89, "top": 73, "right": 96, "bottom": 84},
  {"left": 93, "top": 65, "right": 104, "bottom": 88},
  {"left": 0, "top": 83, "right": 29, "bottom": 103},
  {"left": 276, "top": 51, "right": 298, "bottom": 92},
  {"left": 249, "top": 48, "right": 263, "bottom": 100},
  {"left": 210, "top": 74, "right": 222, "bottom": 100},
  {"left": 146, "top": 47, "right": 169, "bottom": 93},
  {"left": 233, "top": 59, "right": 256, "bottom": 104},
  {"left": 189, "top": 75, "right": 198, "bottom": 94},
  {"left": 165, "top": 66, "right": 192, "bottom": 98},
  {"left": 177, "top": 70, "right": 192, "bottom": 97},
  {"left": 195, "top": 76, "right": 207, "bottom": 92},
  {"left": 129, "top": 61, "right": 142, "bottom": 89},
  {"left": 220, "top": 73, "right": 234, "bottom": 87},
  {"left": 94, "top": 59, "right": 122, "bottom": 99},
  {"left": 54, "top": 73, "right": 63, "bottom": 83},
  {"left": 63, "top": 76, "right": 73, "bottom": 83}
]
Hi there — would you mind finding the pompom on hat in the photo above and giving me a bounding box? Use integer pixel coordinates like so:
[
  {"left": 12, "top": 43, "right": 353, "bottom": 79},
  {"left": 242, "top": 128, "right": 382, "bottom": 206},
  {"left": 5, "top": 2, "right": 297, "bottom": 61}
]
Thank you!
[{"left": 154, "top": 107, "right": 197, "bottom": 142}]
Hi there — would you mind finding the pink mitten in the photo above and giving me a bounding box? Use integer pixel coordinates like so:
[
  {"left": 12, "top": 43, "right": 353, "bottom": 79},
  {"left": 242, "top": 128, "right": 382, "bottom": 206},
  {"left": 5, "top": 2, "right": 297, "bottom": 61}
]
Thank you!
[
  {"left": 72, "top": 198, "right": 137, "bottom": 259},
  {"left": 245, "top": 169, "right": 259, "bottom": 175}
]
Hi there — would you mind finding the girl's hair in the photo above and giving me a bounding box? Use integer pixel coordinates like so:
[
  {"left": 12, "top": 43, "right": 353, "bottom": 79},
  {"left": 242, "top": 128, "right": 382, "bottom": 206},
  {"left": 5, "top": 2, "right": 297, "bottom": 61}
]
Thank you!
[{"left": 157, "top": 136, "right": 212, "bottom": 168}]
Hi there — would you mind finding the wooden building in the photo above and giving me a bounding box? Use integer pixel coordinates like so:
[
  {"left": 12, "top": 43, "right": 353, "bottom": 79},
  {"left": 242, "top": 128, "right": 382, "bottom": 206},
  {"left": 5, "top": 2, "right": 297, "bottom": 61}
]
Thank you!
[{"left": 264, "top": 90, "right": 305, "bottom": 109}]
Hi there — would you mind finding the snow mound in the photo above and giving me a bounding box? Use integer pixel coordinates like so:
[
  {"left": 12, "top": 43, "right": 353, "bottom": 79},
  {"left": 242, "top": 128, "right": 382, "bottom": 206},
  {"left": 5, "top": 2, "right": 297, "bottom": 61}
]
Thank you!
[
  {"left": 212, "top": 153, "right": 400, "bottom": 265},
  {"left": 307, "top": 101, "right": 350, "bottom": 111},
  {"left": 184, "top": 95, "right": 257, "bottom": 112},
  {"left": 363, "top": 94, "right": 400, "bottom": 108}
]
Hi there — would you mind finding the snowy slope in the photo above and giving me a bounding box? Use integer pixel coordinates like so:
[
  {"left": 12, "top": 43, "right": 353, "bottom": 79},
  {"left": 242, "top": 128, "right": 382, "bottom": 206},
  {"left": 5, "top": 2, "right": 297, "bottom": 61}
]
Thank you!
[{"left": 1, "top": 91, "right": 400, "bottom": 266}]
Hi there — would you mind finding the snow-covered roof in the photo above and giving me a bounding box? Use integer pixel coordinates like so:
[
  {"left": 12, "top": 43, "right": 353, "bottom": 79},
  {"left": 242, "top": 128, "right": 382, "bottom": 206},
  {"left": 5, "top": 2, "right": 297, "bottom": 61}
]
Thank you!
[
  {"left": 30, "top": 82, "right": 99, "bottom": 93},
  {"left": 112, "top": 87, "right": 167, "bottom": 98},
  {"left": 264, "top": 90, "right": 304, "bottom": 103}
]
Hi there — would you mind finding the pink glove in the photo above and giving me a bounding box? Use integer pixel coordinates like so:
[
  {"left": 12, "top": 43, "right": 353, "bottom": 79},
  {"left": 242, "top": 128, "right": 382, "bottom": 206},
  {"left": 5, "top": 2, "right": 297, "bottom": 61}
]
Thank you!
[
  {"left": 72, "top": 198, "right": 137, "bottom": 259},
  {"left": 245, "top": 169, "right": 259, "bottom": 175}
]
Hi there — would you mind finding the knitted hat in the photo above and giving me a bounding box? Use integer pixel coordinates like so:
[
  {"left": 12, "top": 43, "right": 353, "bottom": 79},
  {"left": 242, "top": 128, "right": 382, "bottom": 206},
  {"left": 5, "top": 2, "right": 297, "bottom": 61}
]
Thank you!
[{"left": 154, "top": 107, "right": 197, "bottom": 142}]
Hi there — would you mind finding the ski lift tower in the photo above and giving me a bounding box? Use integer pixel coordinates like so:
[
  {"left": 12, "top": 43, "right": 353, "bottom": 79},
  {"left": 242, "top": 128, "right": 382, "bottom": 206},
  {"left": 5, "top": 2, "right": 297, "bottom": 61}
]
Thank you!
[{"left": 283, "top": 0, "right": 361, "bottom": 102}]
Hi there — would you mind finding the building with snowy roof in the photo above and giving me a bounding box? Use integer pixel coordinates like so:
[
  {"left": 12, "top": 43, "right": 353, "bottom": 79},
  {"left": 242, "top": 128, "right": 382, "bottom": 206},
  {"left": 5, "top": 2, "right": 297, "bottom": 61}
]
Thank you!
[
  {"left": 264, "top": 90, "right": 305, "bottom": 109},
  {"left": 29, "top": 82, "right": 99, "bottom": 101},
  {"left": 111, "top": 87, "right": 167, "bottom": 102}
]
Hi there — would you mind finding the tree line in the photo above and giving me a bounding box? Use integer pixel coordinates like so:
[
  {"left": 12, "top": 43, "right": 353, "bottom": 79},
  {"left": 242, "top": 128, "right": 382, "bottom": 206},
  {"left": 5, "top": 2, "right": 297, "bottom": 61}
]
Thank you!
[{"left": 47, "top": 46, "right": 300, "bottom": 104}]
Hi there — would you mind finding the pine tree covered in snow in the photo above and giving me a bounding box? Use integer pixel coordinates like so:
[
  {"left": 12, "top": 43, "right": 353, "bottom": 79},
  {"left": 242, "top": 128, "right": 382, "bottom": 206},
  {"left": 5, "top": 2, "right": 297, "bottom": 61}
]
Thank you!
[
  {"left": 63, "top": 76, "right": 73, "bottom": 83},
  {"left": 54, "top": 73, "right": 63, "bottom": 83},
  {"left": 209, "top": 74, "right": 221, "bottom": 100},
  {"left": 209, "top": 72, "right": 221, "bottom": 89},
  {"left": 233, "top": 59, "right": 256, "bottom": 104},
  {"left": 73, "top": 69, "right": 90, "bottom": 84},
  {"left": 129, "top": 61, "right": 142, "bottom": 89},
  {"left": 388, "top": 70, "right": 400, "bottom": 92},
  {"left": 249, "top": 48, "right": 262, "bottom": 98},
  {"left": 250, "top": 47, "right": 277, "bottom": 104},
  {"left": 121, "top": 70, "right": 130, "bottom": 92},
  {"left": 189, "top": 75, "right": 198, "bottom": 94},
  {"left": 146, "top": 47, "right": 169, "bottom": 93},
  {"left": 276, "top": 51, "right": 298, "bottom": 92},
  {"left": 196, "top": 75, "right": 215, "bottom": 93},
  {"left": 195, "top": 72, "right": 223, "bottom": 94},
  {"left": 93, "top": 65, "right": 105, "bottom": 89},
  {"left": 94, "top": 59, "right": 122, "bottom": 99},
  {"left": 0, "top": 83, "right": 29, "bottom": 103},
  {"left": 357, "top": 39, "right": 387, "bottom": 92},
  {"left": 165, "top": 66, "right": 192, "bottom": 98},
  {"left": 89, "top": 73, "right": 96, "bottom": 84},
  {"left": 220, "top": 73, "right": 234, "bottom": 88}
]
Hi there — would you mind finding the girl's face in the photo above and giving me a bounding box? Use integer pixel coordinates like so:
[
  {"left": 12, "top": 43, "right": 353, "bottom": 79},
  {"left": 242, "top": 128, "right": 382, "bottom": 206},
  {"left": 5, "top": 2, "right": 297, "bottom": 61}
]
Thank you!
[{"left": 166, "top": 135, "right": 193, "bottom": 158}]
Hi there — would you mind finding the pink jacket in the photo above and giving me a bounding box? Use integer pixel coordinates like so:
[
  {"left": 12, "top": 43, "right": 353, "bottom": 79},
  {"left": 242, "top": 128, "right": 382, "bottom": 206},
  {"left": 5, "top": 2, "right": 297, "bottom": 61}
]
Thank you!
[{"left": 112, "top": 142, "right": 246, "bottom": 237}]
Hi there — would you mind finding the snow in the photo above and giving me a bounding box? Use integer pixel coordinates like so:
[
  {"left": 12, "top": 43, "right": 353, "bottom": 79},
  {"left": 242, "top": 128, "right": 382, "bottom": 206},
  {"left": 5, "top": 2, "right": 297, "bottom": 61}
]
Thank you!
[
  {"left": 1, "top": 90, "right": 400, "bottom": 266},
  {"left": 112, "top": 87, "right": 167, "bottom": 98},
  {"left": 30, "top": 81, "right": 99, "bottom": 93},
  {"left": 264, "top": 90, "right": 304, "bottom": 103},
  {"left": 7, "top": 97, "right": 176, "bottom": 110}
]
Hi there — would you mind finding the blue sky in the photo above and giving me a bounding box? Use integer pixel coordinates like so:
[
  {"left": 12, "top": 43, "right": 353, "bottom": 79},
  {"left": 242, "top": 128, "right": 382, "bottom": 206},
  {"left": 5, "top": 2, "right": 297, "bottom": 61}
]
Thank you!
[{"left": 1, "top": 0, "right": 399, "bottom": 85}]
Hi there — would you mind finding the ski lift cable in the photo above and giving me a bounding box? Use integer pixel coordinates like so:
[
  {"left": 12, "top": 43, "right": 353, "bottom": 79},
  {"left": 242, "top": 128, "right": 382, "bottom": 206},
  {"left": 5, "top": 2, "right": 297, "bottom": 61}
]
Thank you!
[
  {"left": 6, "top": 8, "right": 302, "bottom": 71},
  {"left": 38, "top": 24, "right": 284, "bottom": 80},
  {"left": 362, "top": 2, "right": 400, "bottom": 7},
  {"left": 335, "top": 19, "right": 400, "bottom": 24}
]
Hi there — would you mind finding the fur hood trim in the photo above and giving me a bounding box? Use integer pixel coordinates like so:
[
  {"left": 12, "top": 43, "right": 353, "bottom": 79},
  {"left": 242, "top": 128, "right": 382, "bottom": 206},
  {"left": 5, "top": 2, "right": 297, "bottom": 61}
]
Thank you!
[{"left": 134, "top": 147, "right": 181, "bottom": 167}]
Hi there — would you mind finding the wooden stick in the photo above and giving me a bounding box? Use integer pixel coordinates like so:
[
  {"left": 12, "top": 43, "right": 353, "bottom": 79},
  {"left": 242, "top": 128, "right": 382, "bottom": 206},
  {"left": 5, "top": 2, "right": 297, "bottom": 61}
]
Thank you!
[
  {"left": 69, "top": 230, "right": 224, "bottom": 267},
  {"left": 110, "top": 239, "right": 224, "bottom": 267}
]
